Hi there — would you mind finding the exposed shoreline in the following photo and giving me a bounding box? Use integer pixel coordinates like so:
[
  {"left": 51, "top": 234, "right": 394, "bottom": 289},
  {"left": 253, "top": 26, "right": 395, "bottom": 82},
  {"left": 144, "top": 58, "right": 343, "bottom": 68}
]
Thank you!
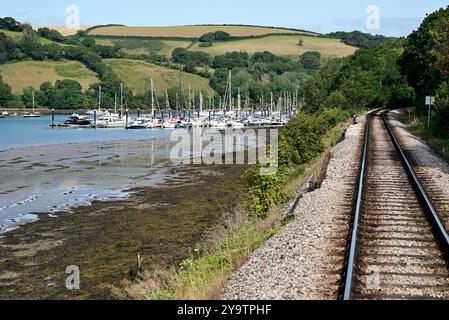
[{"left": 0, "top": 161, "right": 246, "bottom": 299}]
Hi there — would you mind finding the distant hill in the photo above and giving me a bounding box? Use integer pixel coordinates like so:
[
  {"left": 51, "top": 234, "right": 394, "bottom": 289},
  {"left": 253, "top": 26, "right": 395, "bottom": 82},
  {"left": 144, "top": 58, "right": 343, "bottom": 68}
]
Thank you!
[
  {"left": 0, "top": 61, "right": 99, "bottom": 93},
  {"left": 86, "top": 25, "right": 356, "bottom": 59},
  {"left": 87, "top": 24, "right": 317, "bottom": 38},
  {"left": 103, "top": 59, "right": 216, "bottom": 95}
]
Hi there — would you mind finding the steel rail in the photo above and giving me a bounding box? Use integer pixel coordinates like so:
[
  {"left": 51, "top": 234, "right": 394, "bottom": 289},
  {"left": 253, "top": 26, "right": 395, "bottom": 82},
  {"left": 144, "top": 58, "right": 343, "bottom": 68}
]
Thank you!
[
  {"left": 342, "top": 114, "right": 370, "bottom": 300},
  {"left": 382, "top": 114, "right": 449, "bottom": 251},
  {"left": 341, "top": 109, "right": 449, "bottom": 300}
]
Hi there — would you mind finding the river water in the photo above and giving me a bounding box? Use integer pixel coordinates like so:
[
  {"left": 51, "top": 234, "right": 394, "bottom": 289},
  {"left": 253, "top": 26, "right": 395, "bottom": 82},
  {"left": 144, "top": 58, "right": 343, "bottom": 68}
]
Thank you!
[{"left": 0, "top": 115, "right": 169, "bottom": 150}]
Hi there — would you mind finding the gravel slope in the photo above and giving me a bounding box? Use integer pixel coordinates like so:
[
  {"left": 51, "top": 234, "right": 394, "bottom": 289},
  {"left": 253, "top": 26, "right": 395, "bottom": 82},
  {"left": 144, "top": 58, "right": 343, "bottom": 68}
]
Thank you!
[
  {"left": 222, "top": 117, "right": 365, "bottom": 300},
  {"left": 389, "top": 110, "right": 449, "bottom": 232}
]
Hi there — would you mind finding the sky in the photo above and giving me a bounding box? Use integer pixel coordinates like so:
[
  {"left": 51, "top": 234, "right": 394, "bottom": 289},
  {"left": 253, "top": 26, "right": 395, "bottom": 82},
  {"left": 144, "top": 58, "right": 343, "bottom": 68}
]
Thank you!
[{"left": 1, "top": 0, "right": 448, "bottom": 36}]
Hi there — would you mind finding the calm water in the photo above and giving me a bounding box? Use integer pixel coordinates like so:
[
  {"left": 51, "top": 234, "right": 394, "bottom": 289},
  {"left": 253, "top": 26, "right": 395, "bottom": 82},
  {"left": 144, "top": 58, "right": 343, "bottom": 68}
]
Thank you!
[{"left": 0, "top": 115, "right": 172, "bottom": 150}]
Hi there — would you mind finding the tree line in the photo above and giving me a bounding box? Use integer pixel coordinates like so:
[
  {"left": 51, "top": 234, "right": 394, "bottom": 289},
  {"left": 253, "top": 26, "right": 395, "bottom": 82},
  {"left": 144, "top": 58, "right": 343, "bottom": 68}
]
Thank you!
[{"left": 399, "top": 6, "right": 449, "bottom": 129}]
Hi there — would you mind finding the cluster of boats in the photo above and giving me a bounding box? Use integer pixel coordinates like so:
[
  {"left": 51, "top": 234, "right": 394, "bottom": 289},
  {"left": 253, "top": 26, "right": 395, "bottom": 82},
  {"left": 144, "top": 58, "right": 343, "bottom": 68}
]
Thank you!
[
  {"left": 0, "top": 111, "right": 41, "bottom": 119},
  {"left": 54, "top": 111, "right": 291, "bottom": 130},
  {"left": 50, "top": 74, "right": 300, "bottom": 130}
]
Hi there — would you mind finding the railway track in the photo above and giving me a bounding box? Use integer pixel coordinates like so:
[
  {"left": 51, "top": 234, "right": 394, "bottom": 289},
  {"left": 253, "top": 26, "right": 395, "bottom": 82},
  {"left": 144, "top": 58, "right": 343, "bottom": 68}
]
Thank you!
[{"left": 341, "top": 109, "right": 449, "bottom": 300}]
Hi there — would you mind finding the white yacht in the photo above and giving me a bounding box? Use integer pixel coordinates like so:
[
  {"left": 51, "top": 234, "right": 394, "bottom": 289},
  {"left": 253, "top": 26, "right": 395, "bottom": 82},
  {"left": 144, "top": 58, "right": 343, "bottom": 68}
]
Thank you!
[
  {"left": 127, "top": 116, "right": 154, "bottom": 129},
  {"left": 23, "top": 91, "right": 41, "bottom": 118},
  {"left": 96, "top": 114, "right": 127, "bottom": 128}
]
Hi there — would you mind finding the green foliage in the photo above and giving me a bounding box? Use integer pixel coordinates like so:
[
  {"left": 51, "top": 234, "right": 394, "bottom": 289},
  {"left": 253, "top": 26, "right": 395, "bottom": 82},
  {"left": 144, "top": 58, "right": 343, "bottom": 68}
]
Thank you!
[
  {"left": 37, "top": 27, "right": 65, "bottom": 43},
  {"left": 244, "top": 109, "right": 349, "bottom": 217},
  {"left": 0, "top": 17, "right": 24, "bottom": 32},
  {"left": 183, "top": 62, "right": 197, "bottom": 73},
  {"left": 327, "top": 30, "right": 393, "bottom": 49},
  {"left": 212, "top": 52, "right": 249, "bottom": 69},
  {"left": 300, "top": 41, "right": 413, "bottom": 114},
  {"left": 171, "top": 47, "right": 210, "bottom": 66},
  {"left": 209, "top": 51, "right": 304, "bottom": 100},
  {"left": 435, "top": 81, "right": 449, "bottom": 129},
  {"left": 399, "top": 6, "right": 449, "bottom": 97},
  {"left": 300, "top": 51, "right": 321, "bottom": 70},
  {"left": 0, "top": 73, "right": 12, "bottom": 106},
  {"left": 199, "top": 32, "right": 215, "bottom": 43},
  {"left": 244, "top": 163, "right": 287, "bottom": 218},
  {"left": 278, "top": 113, "right": 326, "bottom": 169},
  {"left": 199, "top": 31, "right": 231, "bottom": 42}
]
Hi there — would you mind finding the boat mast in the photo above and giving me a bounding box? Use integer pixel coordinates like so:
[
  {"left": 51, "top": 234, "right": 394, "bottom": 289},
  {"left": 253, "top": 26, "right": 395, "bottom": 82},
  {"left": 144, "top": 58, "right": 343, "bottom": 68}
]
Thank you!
[
  {"left": 32, "top": 91, "right": 35, "bottom": 113},
  {"left": 120, "top": 83, "right": 124, "bottom": 116},
  {"left": 228, "top": 70, "right": 232, "bottom": 113},
  {"left": 237, "top": 88, "right": 241, "bottom": 118},
  {"left": 98, "top": 85, "right": 102, "bottom": 111},
  {"left": 165, "top": 89, "right": 170, "bottom": 115},
  {"left": 114, "top": 92, "right": 118, "bottom": 114},
  {"left": 151, "top": 79, "right": 155, "bottom": 117}
]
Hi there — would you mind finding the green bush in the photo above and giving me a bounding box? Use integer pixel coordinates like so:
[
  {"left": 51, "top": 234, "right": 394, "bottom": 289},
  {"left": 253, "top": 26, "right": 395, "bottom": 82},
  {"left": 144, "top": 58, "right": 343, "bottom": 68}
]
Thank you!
[
  {"left": 244, "top": 163, "right": 287, "bottom": 218},
  {"left": 245, "top": 112, "right": 335, "bottom": 217},
  {"left": 435, "top": 81, "right": 449, "bottom": 129}
]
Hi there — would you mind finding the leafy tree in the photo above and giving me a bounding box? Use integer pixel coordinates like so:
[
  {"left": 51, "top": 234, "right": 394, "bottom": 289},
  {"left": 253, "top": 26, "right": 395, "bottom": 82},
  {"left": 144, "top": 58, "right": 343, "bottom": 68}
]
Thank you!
[
  {"left": 0, "top": 74, "right": 12, "bottom": 107},
  {"left": 212, "top": 52, "right": 249, "bottom": 69},
  {"left": 183, "top": 62, "right": 196, "bottom": 73},
  {"left": 214, "top": 31, "right": 230, "bottom": 41},
  {"left": 21, "top": 87, "right": 36, "bottom": 108},
  {"left": 199, "top": 31, "right": 230, "bottom": 42},
  {"left": 327, "top": 30, "right": 392, "bottom": 49},
  {"left": 82, "top": 37, "right": 96, "bottom": 48},
  {"left": 199, "top": 32, "right": 215, "bottom": 43},
  {"left": 37, "top": 27, "right": 65, "bottom": 43},
  {"left": 50, "top": 79, "right": 85, "bottom": 109},
  {"left": 399, "top": 6, "right": 449, "bottom": 96},
  {"left": 0, "top": 17, "right": 23, "bottom": 32},
  {"left": 300, "top": 51, "right": 321, "bottom": 70},
  {"left": 434, "top": 81, "right": 449, "bottom": 129},
  {"left": 38, "top": 82, "right": 55, "bottom": 107},
  {"left": 172, "top": 47, "right": 189, "bottom": 63}
]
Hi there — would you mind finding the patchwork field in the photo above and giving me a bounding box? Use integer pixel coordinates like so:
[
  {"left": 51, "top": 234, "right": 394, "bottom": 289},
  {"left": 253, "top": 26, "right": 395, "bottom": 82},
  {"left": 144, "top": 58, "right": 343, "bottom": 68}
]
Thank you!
[
  {"left": 190, "top": 35, "right": 357, "bottom": 58},
  {"left": 103, "top": 59, "right": 216, "bottom": 95},
  {"left": 0, "top": 61, "right": 99, "bottom": 93},
  {"left": 94, "top": 38, "right": 192, "bottom": 56},
  {"left": 88, "top": 25, "right": 315, "bottom": 38}
]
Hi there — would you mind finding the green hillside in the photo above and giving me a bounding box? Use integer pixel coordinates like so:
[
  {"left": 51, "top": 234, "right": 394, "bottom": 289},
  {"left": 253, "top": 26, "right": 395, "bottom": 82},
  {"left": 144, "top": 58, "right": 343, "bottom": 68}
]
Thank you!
[
  {"left": 103, "top": 59, "right": 215, "bottom": 95},
  {"left": 0, "top": 61, "right": 99, "bottom": 93}
]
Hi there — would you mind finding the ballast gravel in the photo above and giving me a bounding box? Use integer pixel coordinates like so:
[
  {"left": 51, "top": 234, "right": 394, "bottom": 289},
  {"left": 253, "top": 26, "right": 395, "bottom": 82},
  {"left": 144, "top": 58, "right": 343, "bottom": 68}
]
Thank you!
[{"left": 222, "top": 117, "right": 366, "bottom": 300}]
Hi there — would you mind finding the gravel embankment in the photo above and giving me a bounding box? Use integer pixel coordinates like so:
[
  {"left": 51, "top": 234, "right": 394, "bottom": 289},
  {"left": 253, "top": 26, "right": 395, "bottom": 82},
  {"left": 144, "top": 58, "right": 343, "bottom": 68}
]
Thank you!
[
  {"left": 389, "top": 109, "right": 449, "bottom": 229},
  {"left": 222, "top": 117, "right": 365, "bottom": 300}
]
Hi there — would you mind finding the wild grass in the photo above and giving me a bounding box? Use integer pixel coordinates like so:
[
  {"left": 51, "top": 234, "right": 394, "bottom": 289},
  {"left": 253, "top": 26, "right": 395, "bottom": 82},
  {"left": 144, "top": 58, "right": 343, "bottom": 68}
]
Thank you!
[
  {"left": 403, "top": 110, "right": 449, "bottom": 161},
  {"left": 189, "top": 35, "right": 357, "bottom": 58},
  {"left": 0, "top": 61, "right": 99, "bottom": 93}
]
